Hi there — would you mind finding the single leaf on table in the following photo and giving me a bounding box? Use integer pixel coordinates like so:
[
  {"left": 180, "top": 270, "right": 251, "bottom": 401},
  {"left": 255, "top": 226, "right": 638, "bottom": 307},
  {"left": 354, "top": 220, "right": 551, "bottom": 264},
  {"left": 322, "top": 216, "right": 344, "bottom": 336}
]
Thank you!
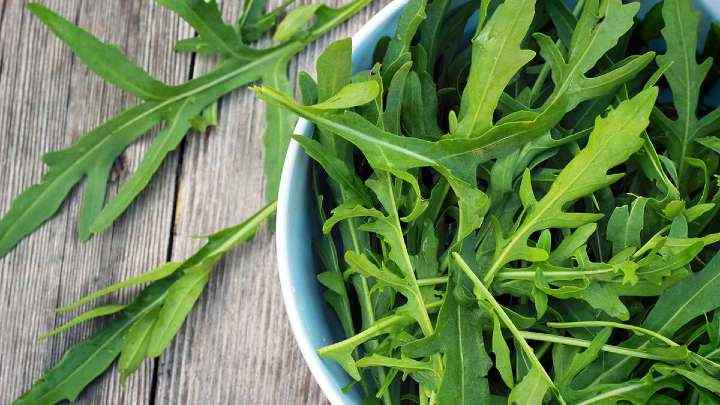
[
  {"left": 402, "top": 272, "right": 492, "bottom": 404},
  {"left": 16, "top": 202, "right": 276, "bottom": 404},
  {"left": 156, "top": 0, "right": 259, "bottom": 60},
  {"left": 483, "top": 88, "right": 658, "bottom": 285},
  {"left": 25, "top": 3, "right": 176, "bottom": 101},
  {"left": 146, "top": 261, "right": 213, "bottom": 357},
  {"left": 262, "top": 56, "right": 296, "bottom": 203},
  {"left": 239, "top": 0, "right": 294, "bottom": 43},
  {"left": 237, "top": 0, "right": 270, "bottom": 40},
  {"left": 653, "top": 0, "right": 720, "bottom": 191}
]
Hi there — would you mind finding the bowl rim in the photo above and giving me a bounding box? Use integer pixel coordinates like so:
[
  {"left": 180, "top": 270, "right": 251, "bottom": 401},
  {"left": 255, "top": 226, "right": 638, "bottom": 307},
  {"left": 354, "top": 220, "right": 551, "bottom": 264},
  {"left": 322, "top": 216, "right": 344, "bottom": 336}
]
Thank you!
[
  {"left": 276, "top": 0, "right": 720, "bottom": 403},
  {"left": 276, "top": 0, "right": 411, "bottom": 403}
]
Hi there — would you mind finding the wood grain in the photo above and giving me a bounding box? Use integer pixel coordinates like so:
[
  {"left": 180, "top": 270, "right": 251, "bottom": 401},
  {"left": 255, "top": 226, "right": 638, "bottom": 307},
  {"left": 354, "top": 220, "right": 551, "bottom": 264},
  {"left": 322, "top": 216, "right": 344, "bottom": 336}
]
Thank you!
[{"left": 0, "top": 0, "right": 391, "bottom": 403}]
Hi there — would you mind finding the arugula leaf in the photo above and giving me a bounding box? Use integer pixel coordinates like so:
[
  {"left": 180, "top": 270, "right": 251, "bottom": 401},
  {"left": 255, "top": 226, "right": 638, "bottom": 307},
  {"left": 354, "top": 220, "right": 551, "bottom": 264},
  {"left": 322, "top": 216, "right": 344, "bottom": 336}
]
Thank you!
[
  {"left": 402, "top": 272, "right": 492, "bottom": 404},
  {"left": 579, "top": 251, "right": 720, "bottom": 388},
  {"left": 455, "top": 0, "right": 536, "bottom": 137},
  {"left": 454, "top": 253, "right": 562, "bottom": 402},
  {"left": 0, "top": 0, "right": 372, "bottom": 257},
  {"left": 16, "top": 202, "right": 275, "bottom": 403},
  {"left": 483, "top": 88, "right": 658, "bottom": 285},
  {"left": 653, "top": 0, "right": 720, "bottom": 194}
]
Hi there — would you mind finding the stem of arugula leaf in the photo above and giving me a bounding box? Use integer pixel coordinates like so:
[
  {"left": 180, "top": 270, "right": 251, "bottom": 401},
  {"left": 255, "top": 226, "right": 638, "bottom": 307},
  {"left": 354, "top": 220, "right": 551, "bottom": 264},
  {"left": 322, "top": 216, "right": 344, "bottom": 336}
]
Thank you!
[
  {"left": 519, "top": 331, "right": 675, "bottom": 361},
  {"left": 417, "top": 266, "right": 618, "bottom": 286},
  {"left": 453, "top": 253, "right": 562, "bottom": 401},
  {"left": 546, "top": 321, "right": 679, "bottom": 347}
]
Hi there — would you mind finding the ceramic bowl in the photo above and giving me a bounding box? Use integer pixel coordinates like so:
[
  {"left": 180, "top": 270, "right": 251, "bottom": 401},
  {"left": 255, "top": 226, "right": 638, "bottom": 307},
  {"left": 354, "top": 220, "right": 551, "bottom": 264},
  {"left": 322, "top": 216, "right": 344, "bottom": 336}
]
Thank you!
[{"left": 276, "top": 1, "right": 720, "bottom": 403}]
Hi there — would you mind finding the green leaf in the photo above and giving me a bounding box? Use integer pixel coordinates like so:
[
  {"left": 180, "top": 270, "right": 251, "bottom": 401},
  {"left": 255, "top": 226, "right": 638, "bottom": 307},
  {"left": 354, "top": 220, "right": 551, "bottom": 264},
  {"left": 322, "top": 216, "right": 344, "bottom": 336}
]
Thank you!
[
  {"left": 454, "top": 253, "right": 561, "bottom": 401},
  {"left": 381, "top": 0, "right": 426, "bottom": 79},
  {"left": 383, "top": 61, "right": 412, "bottom": 134},
  {"left": 402, "top": 272, "right": 492, "bottom": 404},
  {"left": 607, "top": 197, "right": 647, "bottom": 255},
  {"left": 696, "top": 136, "right": 720, "bottom": 155},
  {"left": 262, "top": 56, "right": 295, "bottom": 203},
  {"left": 295, "top": 137, "right": 373, "bottom": 206},
  {"left": 483, "top": 88, "right": 658, "bottom": 284},
  {"left": 582, "top": 251, "right": 720, "bottom": 387},
  {"left": 319, "top": 314, "right": 414, "bottom": 381},
  {"left": 455, "top": 0, "right": 536, "bottom": 137},
  {"left": 0, "top": 0, "right": 371, "bottom": 258},
  {"left": 39, "top": 304, "right": 126, "bottom": 341},
  {"left": 255, "top": 86, "right": 491, "bottom": 241},
  {"left": 652, "top": 0, "right": 720, "bottom": 194},
  {"left": 57, "top": 262, "right": 182, "bottom": 314},
  {"left": 89, "top": 98, "right": 199, "bottom": 235},
  {"left": 26, "top": 3, "right": 176, "bottom": 101},
  {"left": 273, "top": 4, "right": 322, "bottom": 42},
  {"left": 157, "top": 0, "right": 259, "bottom": 60},
  {"left": 146, "top": 262, "right": 213, "bottom": 357},
  {"left": 492, "top": 313, "right": 514, "bottom": 388},
  {"left": 508, "top": 366, "right": 551, "bottom": 405},
  {"left": 16, "top": 203, "right": 275, "bottom": 402},
  {"left": 118, "top": 307, "right": 160, "bottom": 380},
  {"left": 356, "top": 354, "right": 440, "bottom": 391},
  {"left": 308, "top": 81, "right": 380, "bottom": 110}
]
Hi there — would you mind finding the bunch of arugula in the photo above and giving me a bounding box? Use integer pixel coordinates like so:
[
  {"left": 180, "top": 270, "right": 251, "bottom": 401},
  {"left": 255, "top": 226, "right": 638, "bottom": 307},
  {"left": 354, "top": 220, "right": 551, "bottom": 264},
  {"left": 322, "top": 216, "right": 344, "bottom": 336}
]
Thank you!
[
  {"left": 254, "top": 0, "right": 720, "bottom": 403},
  {"left": 6, "top": 0, "right": 376, "bottom": 403}
]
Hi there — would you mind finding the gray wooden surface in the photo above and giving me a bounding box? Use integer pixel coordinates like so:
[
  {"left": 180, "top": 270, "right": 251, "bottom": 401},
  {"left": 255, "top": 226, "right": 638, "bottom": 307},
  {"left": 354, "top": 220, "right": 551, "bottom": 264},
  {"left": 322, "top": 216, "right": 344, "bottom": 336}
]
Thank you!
[{"left": 0, "top": 0, "right": 390, "bottom": 403}]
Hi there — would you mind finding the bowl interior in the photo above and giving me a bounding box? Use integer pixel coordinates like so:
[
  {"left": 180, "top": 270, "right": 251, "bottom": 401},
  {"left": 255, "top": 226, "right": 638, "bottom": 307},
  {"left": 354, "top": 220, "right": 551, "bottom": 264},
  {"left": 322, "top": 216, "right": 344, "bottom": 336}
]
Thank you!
[{"left": 276, "top": 1, "right": 720, "bottom": 404}]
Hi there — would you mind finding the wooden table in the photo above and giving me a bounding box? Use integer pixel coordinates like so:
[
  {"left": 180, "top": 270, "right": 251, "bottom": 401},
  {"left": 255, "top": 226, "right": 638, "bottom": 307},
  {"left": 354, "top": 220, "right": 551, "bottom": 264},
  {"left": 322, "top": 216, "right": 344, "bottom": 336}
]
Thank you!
[{"left": 0, "top": 0, "right": 390, "bottom": 402}]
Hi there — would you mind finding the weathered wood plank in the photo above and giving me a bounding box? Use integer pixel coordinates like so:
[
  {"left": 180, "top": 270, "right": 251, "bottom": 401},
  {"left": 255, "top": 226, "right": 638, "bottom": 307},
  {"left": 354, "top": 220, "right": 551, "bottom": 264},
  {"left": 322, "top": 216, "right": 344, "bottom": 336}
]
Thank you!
[
  {"left": 0, "top": 1, "right": 192, "bottom": 403},
  {"left": 153, "top": 0, "right": 392, "bottom": 403}
]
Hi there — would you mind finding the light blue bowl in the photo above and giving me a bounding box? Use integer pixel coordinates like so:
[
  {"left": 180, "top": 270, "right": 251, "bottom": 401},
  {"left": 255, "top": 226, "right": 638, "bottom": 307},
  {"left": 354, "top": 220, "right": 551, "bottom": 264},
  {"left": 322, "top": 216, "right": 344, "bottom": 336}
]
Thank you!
[{"left": 276, "top": 1, "right": 720, "bottom": 403}]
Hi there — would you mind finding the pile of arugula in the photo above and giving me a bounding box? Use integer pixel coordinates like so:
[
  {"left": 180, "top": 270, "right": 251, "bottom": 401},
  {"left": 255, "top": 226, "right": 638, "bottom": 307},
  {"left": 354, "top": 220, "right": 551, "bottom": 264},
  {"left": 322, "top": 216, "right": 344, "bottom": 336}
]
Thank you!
[{"left": 256, "top": 0, "right": 720, "bottom": 403}]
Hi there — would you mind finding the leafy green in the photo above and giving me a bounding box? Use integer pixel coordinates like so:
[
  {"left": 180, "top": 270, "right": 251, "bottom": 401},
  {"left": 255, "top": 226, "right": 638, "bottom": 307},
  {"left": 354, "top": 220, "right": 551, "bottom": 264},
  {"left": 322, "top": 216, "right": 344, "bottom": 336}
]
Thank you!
[
  {"left": 16, "top": 203, "right": 275, "bottom": 403},
  {"left": 12, "top": 0, "right": 720, "bottom": 403},
  {"left": 653, "top": 0, "right": 720, "bottom": 194},
  {"left": 0, "top": 0, "right": 372, "bottom": 257},
  {"left": 289, "top": 0, "right": 720, "bottom": 403}
]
